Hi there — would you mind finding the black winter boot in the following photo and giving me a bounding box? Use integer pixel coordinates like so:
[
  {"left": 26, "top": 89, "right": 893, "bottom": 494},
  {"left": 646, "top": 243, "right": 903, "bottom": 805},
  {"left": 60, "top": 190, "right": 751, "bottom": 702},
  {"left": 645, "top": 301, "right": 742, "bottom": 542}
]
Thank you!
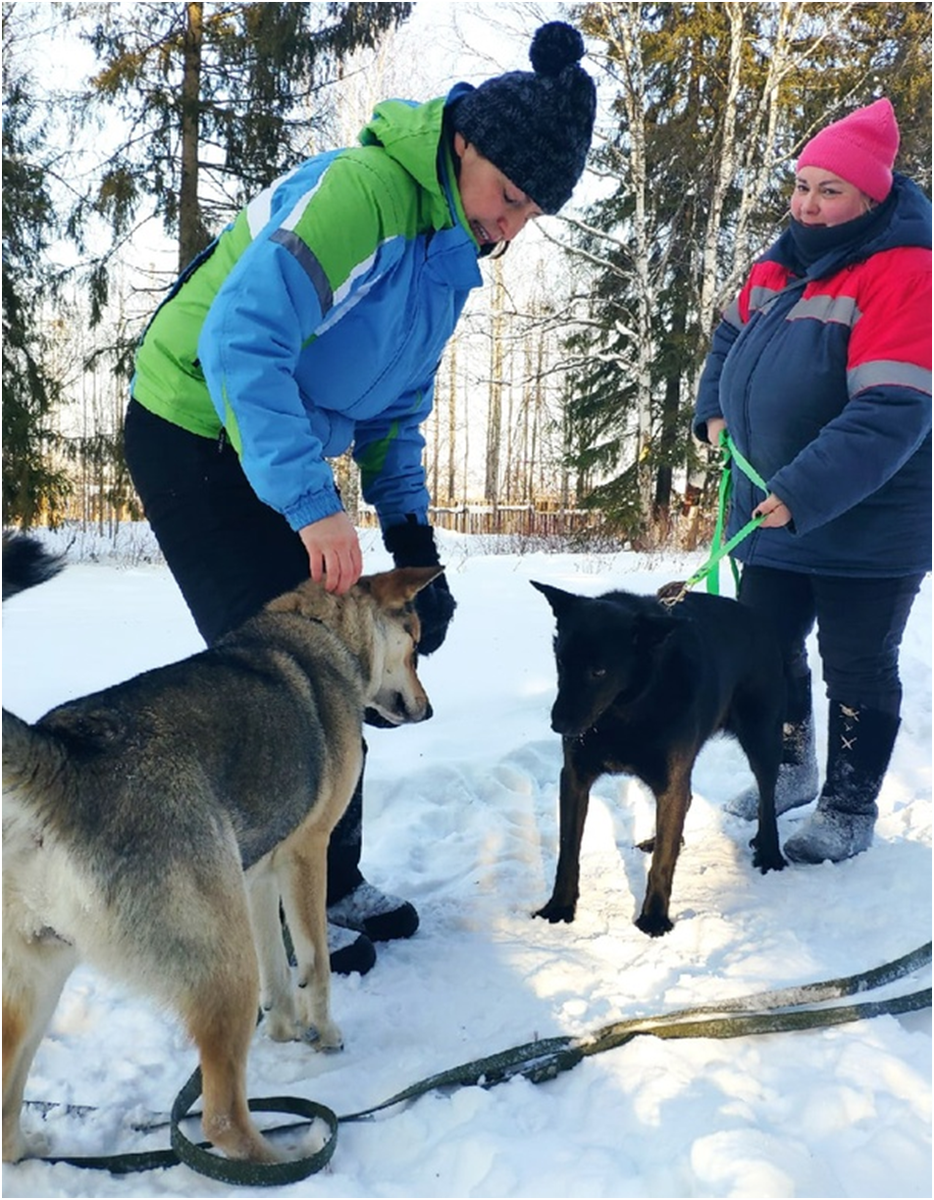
[
  {"left": 725, "top": 672, "right": 819, "bottom": 820},
  {"left": 784, "top": 702, "right": 900, "bottom": 864}
]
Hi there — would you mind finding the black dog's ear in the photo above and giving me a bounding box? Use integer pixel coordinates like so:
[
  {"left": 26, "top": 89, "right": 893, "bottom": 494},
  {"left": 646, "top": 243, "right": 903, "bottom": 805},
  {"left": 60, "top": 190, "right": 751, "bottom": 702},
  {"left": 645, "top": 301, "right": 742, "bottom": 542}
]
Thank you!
[
  {"left": 634, "top": 609, "right": 677, "bottom": 649},
  {"left": 531, "top": 580, "right": 580, "bottom": 620}
]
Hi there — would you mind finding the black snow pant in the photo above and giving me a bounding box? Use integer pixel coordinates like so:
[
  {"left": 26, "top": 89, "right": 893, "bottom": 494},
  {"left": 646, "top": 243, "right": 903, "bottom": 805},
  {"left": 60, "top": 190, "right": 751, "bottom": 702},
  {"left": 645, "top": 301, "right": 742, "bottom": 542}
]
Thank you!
[{"left": 737, "top": 563, "right": 924, "bottom": 718}]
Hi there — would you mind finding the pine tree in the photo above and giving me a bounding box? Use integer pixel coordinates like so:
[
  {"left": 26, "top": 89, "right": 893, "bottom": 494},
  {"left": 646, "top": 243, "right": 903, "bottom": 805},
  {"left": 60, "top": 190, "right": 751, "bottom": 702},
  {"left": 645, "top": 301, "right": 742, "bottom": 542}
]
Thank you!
[
  {"left": 77, "top": 1, "right": 412, "bottom": 313},
  {"left": 2, "top": 2, "right": 72, "bottom": 525}
]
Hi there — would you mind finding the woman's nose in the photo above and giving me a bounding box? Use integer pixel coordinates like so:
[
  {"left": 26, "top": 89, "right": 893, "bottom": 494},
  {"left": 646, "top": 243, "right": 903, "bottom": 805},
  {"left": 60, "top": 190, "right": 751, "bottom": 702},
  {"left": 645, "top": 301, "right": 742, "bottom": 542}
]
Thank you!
[{"left": 499, "top": 208, "right": 529, "bottom": 242}]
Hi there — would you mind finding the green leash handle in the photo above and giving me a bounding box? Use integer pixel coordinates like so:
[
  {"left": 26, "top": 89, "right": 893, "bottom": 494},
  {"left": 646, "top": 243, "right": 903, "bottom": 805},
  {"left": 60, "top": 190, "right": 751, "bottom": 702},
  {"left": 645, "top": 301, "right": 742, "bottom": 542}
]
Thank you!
[{"left": 677, "top": 430, "right": 769, "bottom": 601}]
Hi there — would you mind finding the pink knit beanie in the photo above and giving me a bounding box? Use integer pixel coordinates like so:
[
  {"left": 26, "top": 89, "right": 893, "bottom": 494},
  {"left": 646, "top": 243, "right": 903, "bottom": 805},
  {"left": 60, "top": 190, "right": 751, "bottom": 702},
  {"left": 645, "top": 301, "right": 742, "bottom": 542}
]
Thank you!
[{"left": 797, "top": 98, "right": 900, "bottom": 202}]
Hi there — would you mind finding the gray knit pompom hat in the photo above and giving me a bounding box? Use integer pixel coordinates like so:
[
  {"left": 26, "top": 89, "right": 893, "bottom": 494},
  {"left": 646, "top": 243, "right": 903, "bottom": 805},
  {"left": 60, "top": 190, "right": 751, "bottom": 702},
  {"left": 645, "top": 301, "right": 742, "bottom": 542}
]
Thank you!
[{"left": 452, "top": 22, "right": 596, "bottom": 215}]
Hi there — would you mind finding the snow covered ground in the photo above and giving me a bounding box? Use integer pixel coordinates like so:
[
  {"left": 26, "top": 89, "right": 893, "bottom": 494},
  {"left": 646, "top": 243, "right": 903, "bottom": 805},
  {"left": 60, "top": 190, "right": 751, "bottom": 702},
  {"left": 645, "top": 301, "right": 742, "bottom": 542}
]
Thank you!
[{"left": 2, "top": 525, "right": 930, "bottom": 1198}]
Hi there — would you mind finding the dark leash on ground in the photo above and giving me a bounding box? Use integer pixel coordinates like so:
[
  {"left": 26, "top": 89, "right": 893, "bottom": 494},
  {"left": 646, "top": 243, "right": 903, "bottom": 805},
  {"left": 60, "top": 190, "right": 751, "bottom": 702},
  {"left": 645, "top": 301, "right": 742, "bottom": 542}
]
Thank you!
[{"left": 24, "top": 941, "right": 932, "bottom": 1186}]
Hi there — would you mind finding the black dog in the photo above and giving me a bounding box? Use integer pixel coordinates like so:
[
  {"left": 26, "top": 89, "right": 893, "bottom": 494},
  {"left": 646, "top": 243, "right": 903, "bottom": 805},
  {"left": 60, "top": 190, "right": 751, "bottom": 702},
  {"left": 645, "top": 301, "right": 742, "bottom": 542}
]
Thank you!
[{"left": 531, "top": 582, "right": 786, "bottom": 937}]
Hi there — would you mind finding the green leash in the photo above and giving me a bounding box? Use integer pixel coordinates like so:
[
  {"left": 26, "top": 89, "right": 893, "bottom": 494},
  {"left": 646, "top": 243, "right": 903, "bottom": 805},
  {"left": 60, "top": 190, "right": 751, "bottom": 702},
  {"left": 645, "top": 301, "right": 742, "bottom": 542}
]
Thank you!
[
  {"left": 33, "top": 942, "right": 931, "bottom": 1184},
  {"left": 664, "top": 431, "right": 769, "bottom": 605}
]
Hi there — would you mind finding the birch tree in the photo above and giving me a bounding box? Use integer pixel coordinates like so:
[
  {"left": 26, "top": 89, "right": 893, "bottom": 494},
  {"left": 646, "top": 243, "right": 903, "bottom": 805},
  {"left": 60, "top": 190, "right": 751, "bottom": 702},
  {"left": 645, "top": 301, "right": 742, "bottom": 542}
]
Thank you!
[
  {"left": 560, "top": 0, "right": 931, "bottom": 541},
  {"left": 484, "top": 258, "right": 506, "bottom": 503}
]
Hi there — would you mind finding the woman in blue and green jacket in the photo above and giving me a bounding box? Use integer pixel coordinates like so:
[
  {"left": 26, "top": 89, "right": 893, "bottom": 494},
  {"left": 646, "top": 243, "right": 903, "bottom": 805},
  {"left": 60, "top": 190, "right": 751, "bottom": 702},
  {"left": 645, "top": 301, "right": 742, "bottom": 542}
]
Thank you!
[
  {"left": 694, "top": 99, "right": 931, "bottom": 866},
  {"left": 124, "top": 22, "right": 596, "bottom": 975}
]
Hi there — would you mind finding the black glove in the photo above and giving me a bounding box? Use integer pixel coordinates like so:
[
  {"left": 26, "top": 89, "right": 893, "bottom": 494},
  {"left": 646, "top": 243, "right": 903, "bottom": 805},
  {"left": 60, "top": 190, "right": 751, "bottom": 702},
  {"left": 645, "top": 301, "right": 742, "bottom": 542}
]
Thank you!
[{"left": 382, "top": 517, "right": 456, "bottom": 656}]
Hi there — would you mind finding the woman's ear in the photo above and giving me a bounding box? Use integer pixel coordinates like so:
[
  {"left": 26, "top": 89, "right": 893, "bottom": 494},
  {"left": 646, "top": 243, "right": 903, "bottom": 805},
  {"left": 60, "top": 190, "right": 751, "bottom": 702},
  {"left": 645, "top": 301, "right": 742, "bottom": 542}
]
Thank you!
[{"left": 453, "top": 130, "right": 467, "bottom": 160}]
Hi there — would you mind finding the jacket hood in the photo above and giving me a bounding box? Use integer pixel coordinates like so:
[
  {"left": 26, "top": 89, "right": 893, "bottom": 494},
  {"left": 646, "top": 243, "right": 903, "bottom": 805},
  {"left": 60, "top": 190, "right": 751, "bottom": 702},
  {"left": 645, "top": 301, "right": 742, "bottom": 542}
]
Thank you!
[
  {"left": 877, "top": 174, "right": 933, "bottom": 253},
  {"left": 358, "top": 86, "right": 474, "bottom": 235}
]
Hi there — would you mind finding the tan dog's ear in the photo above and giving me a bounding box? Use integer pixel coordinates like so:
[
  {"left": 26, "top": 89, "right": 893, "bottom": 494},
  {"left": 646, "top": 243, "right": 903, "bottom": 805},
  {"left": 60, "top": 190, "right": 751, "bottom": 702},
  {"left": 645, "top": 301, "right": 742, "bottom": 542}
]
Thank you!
[
  {"left": 363, "top": 566, "right": 443, "bottom": 608},
  {"left": 266, "top": 590, "right": 303, "bottom": 614},
  {"left": 266, "top": 578, "right": 332, "bottom": 617}
]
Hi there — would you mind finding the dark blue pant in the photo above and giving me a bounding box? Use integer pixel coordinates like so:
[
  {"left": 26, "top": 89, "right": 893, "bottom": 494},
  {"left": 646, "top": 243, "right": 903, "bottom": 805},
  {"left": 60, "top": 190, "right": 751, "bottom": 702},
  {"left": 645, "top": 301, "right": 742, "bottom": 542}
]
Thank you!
[
  {"left": 737, "top": 564, "right": 924, "bottom": 717},
  {"left": 124, "top": 398, "right": 364, "bottom": 901}
]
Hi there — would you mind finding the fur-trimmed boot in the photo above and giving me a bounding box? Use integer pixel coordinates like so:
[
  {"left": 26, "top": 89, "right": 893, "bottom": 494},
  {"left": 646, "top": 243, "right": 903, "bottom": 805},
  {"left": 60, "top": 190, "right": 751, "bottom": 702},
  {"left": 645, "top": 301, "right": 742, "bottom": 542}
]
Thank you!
[
  {"left": 725, "top": 671, "right": 819, "bottom": 820},
  {"left": 784, "top": 702, "right": 900, "bottom": 864}
]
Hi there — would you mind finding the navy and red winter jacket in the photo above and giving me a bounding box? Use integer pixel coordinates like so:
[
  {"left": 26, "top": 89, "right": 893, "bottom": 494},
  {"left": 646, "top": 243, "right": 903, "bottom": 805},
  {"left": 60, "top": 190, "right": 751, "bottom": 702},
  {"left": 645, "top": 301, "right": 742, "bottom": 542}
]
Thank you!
[{"left": 694, "top": 175, "right": 931, "bottom": 577}]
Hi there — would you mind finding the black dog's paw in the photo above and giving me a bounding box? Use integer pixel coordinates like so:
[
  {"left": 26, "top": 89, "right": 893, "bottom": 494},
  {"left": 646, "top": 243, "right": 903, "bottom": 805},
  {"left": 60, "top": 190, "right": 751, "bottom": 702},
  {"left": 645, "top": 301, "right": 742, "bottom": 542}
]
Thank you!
[
  {"left": 534, "top": 899, "right": 576, "bottom": 924},
  {"left": 635, "top": 913, "right": 674, "bottom": 938},
  {"left": 750, "top": 836, "right": 787, "bottom": 874}
]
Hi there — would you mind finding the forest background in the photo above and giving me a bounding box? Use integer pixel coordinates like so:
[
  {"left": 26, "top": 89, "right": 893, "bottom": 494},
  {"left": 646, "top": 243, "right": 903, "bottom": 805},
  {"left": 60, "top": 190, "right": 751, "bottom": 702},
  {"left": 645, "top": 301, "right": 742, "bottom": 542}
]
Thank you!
[{"left": 3, "top": 0, "right": 932, "bottom": 551}]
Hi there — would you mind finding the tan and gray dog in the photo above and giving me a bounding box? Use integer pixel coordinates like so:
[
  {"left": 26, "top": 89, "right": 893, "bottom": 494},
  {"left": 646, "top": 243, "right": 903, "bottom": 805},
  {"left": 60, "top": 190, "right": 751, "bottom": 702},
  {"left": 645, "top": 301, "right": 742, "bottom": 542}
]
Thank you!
[{"left": 2, "top": 534, "right": 439, "bottom": 1165}]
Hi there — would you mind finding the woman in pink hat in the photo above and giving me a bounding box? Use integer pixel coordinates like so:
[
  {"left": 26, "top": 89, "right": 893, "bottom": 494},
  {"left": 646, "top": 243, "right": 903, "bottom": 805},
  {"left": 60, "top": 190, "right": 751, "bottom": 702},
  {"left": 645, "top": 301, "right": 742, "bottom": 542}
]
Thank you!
[{"left": 693, "top": 98, "right": 931, "bottom": 864}]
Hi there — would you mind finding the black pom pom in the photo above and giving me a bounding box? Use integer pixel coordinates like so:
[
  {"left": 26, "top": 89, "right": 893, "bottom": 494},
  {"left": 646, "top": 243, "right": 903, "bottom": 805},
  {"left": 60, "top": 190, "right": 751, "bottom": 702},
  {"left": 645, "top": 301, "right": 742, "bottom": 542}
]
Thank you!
[{"left": 529, "top": 21, "right": 584, "bottom": 77}]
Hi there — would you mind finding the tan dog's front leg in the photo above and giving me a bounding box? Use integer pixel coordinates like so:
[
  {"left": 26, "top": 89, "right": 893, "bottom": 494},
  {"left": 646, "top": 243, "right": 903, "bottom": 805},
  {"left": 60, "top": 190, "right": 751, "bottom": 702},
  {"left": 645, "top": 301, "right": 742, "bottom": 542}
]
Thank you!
[{"left": 279, "top": 833, "right": 343, "bottom": 1051}]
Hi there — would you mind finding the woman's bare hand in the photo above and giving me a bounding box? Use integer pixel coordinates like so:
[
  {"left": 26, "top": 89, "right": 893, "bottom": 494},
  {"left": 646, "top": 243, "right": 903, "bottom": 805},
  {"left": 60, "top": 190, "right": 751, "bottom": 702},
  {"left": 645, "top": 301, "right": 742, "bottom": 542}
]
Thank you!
[
  {"left": 299, "top": 511, "right": 363, "bottom": 594},
  {"left": 753, "top": 492, "right": 792, "bottom": 529}
]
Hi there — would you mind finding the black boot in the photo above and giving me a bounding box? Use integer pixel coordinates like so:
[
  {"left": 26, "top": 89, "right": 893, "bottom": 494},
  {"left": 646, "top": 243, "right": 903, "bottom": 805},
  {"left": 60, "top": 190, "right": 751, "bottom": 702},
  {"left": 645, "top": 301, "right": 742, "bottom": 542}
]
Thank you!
[
  {"left": 725, "top": 671, "right": 819, "bottom": 819},
  {"left": 784, "top": 702, "right": 900, "bottom": 864}
]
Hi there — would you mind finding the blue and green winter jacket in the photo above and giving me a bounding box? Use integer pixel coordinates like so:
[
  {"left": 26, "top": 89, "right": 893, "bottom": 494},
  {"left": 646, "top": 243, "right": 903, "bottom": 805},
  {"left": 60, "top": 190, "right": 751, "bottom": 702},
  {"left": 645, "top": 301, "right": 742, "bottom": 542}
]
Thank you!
[
  {"left": 131, "top": 86, "right": 483, "bottom": 532},
  {"left": 694, "top": 175, "right": 932, "bottom": 578}
]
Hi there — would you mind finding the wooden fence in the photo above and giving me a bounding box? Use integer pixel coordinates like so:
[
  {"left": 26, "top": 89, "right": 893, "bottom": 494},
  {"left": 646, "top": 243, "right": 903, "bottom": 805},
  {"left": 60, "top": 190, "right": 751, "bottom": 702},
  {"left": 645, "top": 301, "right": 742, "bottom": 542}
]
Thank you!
[{"left": 357, "top": 504, "right": 608, "bottom": 540}]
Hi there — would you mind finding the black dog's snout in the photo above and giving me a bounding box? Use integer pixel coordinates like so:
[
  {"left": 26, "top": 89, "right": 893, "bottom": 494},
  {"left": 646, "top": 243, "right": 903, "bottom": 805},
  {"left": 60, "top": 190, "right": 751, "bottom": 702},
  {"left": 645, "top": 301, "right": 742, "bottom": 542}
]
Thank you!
[{"left": 550, "top": 702, "right": 581, "bottom": 739}]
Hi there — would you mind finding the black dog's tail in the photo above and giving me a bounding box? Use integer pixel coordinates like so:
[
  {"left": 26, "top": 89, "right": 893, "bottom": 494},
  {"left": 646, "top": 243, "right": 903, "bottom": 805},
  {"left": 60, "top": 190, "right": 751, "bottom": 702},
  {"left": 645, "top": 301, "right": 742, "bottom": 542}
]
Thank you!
[{"left": 3, "top": 532, "right": 65, "bottom": 601}]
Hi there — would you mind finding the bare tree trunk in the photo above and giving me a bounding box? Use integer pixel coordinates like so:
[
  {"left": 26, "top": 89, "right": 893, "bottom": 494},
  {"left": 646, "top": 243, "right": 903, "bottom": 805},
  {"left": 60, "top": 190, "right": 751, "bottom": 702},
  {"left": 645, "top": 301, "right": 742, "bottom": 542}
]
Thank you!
[
  {"left": 178, "top": 1, "right": 204, "bottom": 272},
  {"left": 429, "top": 374, "right": 441, "bottom": 505},
  {"left": 503, "top": 345, "right": 515, "bottom": 504},
  {"left": 446, "top": 336, "right": 458, "bottom": 506},
  {"left": 484, "top": 259, "right": 505, "bottom": 503},
  {"left": 603, "top": 3, "right": 656, "bottom": 511}
]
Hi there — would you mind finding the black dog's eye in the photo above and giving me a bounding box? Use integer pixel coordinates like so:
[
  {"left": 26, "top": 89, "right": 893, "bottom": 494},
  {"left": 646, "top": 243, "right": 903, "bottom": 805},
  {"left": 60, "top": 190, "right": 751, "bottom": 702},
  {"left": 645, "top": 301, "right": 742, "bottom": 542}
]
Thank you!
[{"left": 589, "top": 666, "right": 607, "bottom": 680}]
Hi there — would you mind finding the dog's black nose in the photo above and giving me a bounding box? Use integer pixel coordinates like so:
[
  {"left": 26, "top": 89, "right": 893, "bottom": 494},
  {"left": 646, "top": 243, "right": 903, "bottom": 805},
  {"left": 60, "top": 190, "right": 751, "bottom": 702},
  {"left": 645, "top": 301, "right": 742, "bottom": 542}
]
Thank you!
[
  {"left": 551, "top": 704, "right": 587, "bottom": 739},
  {"left": 550, "top": 712, "right": 575, "bottom": 737}
]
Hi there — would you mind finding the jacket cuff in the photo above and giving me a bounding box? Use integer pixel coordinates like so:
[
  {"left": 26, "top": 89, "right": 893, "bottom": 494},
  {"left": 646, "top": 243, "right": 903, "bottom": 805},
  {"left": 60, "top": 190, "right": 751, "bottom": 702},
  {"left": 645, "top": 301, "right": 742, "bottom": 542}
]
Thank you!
[{"left": 283, "top": 483, "right": 344, "bottom": 531}]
